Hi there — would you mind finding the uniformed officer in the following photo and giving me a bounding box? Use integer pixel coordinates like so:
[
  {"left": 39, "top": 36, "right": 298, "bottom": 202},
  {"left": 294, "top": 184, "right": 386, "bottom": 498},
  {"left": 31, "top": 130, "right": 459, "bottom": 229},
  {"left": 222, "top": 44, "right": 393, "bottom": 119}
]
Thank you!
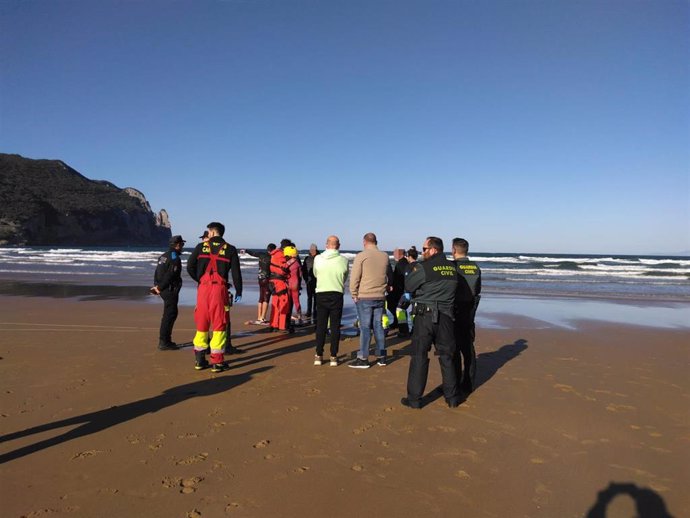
[
  {"left": 187, "top": 222, "right": 243, "bottom": 372},
  {"left": 151, "top": 235, "right": 185, "bottom": 351},
  {"left": 401, "top": 236, "right": 460, "bottom": 409},
  {"left": 452, "top": 237, "right": 482, "bottom": 394}
]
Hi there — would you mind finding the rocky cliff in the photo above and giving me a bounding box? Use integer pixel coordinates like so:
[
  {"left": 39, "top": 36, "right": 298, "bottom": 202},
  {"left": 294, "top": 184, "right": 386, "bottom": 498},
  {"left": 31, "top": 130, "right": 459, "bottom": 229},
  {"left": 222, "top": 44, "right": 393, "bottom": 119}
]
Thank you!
[{"left": 0, "top": 154, "right": 172, "bottom": 246}]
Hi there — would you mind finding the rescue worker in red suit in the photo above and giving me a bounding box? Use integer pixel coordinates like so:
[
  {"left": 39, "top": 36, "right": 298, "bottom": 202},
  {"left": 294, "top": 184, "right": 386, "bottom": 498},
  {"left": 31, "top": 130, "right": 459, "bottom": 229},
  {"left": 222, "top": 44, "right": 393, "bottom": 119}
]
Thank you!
[
  {"left": 284, "top": 245, "right": 303, "bottom": 323},
  {"left": 187, "top": 222, "right": 243, "bottom": 372},
  {"left": 267, "top": 238, "right": 293, "bottom": 333}
]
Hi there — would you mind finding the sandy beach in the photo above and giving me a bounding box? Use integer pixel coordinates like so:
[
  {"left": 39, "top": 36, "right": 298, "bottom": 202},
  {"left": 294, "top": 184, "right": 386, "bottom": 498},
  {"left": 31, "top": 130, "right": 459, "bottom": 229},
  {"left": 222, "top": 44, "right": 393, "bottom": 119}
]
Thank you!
[{"left": 1, "top": 295, "right": 688, "bottom": 518}]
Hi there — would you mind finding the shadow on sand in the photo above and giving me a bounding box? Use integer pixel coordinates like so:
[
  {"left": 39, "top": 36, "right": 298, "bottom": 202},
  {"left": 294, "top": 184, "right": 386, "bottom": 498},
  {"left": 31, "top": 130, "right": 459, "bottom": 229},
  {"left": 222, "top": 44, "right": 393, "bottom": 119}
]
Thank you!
[
  {"left": 585, "top": 482, "right": 674, "bottom": 518},
  {"left": 0, "top": 366, "right": 272, "bottom": 464},
  {"left": 418, "top": 338, "right": 529, "bottom": 407}
]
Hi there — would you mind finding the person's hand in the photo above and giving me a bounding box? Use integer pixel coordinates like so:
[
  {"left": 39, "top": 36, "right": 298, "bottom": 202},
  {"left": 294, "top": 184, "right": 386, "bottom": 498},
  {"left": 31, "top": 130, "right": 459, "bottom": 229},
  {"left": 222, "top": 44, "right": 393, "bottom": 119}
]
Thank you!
[
  {"left": 234, "top": 295, "right": 242, "bottom": 304},
  {"left": 150, "top": 286, "right": 160, "bottom": 295}
]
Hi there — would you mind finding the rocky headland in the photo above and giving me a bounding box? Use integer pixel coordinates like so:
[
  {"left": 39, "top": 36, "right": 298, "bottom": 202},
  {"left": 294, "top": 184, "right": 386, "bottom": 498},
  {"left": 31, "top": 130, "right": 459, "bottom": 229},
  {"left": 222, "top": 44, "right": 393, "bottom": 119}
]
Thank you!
[{"left": 0, "top": 153, "right": 171, "bottom": 246}]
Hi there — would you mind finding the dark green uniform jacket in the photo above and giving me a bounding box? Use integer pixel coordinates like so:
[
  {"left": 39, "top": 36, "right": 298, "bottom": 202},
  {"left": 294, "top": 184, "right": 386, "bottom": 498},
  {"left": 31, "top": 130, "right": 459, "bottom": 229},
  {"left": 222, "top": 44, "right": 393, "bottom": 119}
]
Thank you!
[
  {"left": 454, "top": 257, "right": 481, "bottom": 303},
  {"left": 404, "top": 252, "right": 458, "bottom": 317}
]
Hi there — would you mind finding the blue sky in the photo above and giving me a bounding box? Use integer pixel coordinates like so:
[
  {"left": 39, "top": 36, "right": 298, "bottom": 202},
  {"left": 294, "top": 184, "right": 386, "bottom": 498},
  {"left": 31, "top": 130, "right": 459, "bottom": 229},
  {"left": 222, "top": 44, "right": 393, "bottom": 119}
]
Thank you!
[{"left": 1, "top": 0, "right": 688, "bottom": 254}]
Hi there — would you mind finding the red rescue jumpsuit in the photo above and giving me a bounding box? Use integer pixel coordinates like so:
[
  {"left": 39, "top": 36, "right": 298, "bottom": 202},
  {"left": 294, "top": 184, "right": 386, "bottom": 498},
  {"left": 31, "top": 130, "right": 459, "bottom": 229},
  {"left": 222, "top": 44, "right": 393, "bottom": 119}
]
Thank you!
[
  {"left": 193, "top": 247, "right": 230, "bottom": 365},
  {"left": 268, "top": 248, "right": 290, "bottom": 330}
]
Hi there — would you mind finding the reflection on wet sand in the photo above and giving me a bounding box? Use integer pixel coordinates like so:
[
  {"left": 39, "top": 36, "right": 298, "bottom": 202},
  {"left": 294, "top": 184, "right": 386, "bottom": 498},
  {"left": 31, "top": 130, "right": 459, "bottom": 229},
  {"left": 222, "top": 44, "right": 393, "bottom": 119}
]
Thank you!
[{"left": 0, "top": 281, "right": 151, "bottom": 302}]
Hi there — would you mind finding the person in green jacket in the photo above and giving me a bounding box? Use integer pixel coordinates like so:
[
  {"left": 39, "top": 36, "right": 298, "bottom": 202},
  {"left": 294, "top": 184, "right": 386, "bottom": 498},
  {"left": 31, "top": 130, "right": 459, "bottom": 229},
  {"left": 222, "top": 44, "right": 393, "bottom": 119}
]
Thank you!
[{"left": 312, "top": 235, "right": 349, "bottom": 367}]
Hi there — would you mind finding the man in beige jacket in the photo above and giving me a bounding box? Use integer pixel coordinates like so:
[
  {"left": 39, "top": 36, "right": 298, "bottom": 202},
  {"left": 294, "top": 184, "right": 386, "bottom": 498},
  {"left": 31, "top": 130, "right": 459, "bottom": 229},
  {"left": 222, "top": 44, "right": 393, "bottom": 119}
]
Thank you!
[{"left": 349, "top": 232, "right": 394, "bottom": 368}]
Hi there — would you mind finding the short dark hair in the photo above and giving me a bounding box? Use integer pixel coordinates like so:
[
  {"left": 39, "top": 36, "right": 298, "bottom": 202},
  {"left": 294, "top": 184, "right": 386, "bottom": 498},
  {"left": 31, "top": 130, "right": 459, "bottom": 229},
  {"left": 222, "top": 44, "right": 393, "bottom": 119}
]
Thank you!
[
  {"left": 280, "top": 238, "right": 292, "bottom": 248},
  {"left": 407, "top": 248, "right": 418, "bottom": 260},
  {"left": 207, "top": 221, "right": 225, "bottom": 237},
  {"left": 363, "top": 232, "right": 377, "bottom": 244},
  {"left": 425, "top": 236, "right": 443, "bottom": 252},
  {"left": 452, "top": 238, "right": 469, "bottom": 254},
  {"left": 267, "top": 243, "right": 277, "bottom": 252}
]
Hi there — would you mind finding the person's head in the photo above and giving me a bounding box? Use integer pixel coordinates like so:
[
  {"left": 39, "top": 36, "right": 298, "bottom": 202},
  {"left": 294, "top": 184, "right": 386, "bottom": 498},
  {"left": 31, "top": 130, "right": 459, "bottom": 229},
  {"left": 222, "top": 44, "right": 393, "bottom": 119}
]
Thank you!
[
  {"left": 267, "top": 243, "right": 277, "bottom": 253},
  {"left": 283, "top": 245, "right": 298, "bottom": 258},
  {"left": 199, "top": 230, "right": 209, "bottom": 242},
  {"left": 363, "top": 232, "right": 377, "bottom": 246},
  {"left": 393, "top": 248, "right": 405, "bottom": 260},
  {"left": 309, "top": 243, "right": 318, "bottom": 256},
  {"left": 422, "top": 236, "right": 443, "bottom": 259},
  {"left": 207, "top": 221, "right": 225, "bottom": 238},
  {"left": 326, "top": 235, "right": 340, "bottom": 250},
  {"left": 169, "top": 235, "right": 186, "bottom": 251},
  {"left": 452, "top": 238, "right": 469, "bottom": 258},
  {"left": 280, "top": 238, "right": 292, "bottom": 249},
  {"left": 407, "top": 247, "right": 418, "bottom": 261}
]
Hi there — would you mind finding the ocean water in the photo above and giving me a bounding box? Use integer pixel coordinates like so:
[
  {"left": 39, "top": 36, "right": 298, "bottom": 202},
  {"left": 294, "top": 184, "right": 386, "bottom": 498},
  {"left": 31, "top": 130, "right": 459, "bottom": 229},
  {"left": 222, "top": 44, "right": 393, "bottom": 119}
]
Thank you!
[{"left": 1, "top": 247, "right": 688, "bottom": 329}]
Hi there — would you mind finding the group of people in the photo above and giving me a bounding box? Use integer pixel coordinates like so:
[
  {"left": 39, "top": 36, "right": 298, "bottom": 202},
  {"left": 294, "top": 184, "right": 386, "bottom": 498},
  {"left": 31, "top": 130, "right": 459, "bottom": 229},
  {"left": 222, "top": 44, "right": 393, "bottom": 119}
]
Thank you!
[{"left": 151, "top": 224, "right": 481, "bottom": 409}]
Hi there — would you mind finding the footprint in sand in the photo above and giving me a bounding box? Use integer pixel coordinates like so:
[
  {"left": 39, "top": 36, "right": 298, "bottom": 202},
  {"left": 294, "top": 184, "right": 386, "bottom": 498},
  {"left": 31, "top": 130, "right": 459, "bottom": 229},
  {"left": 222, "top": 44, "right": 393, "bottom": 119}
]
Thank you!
[
  {"left": 180, "top": 476, "right": 204, "bottom": 494},
  {"left": 176, "top": 452, "right": 209, "bottom": 465},
  {"left": 71, "top": 450, "right": 102, "bottom": 460},
  {"left": 305, "top": 387, "right": 321, "bottom": 396},
  {"left": 253, "top": 439, "right": 270, "bottom": 449},
  {"left": 530, "top": 458, "right": 545, "bottom": 464},
  {"left": 187, "top": 509, "right": 202, "bottom": 518},
  {"left": 162, "top": 476, "right": 182, "bottom": 488},
  {"left": 178, "top": 433, "right": 199, "bottom": 439},
  {"left": 126, "top": 434, "right": 141, "bottom": 444},
  {"left": 293, "top": 466, "right": 310, "bottom": 474},
  {"left": 353, "top": 423, "right": 376, "bottom": 435},
  {"left": 455, "top": 470, "right": 471, "bottom": 479},
  {"left": 225, "top": 503, "right": 241, "bottom": 513},
  {"left": 351, "top": 464, "right": 364, "bottom": 472},
  {"left": 286, "top": 406, "right": 299, "bottom": 412}
]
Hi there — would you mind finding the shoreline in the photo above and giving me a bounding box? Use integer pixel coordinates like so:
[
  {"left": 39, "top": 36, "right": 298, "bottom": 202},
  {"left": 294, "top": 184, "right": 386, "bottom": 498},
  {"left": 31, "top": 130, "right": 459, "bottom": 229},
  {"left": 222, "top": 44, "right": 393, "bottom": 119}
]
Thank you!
[
  {"left": 2, "top": 278, "right": 689, "bottom": 331},
  {"left": 1, "top": 296, "right": 688, "bottom": 517}
]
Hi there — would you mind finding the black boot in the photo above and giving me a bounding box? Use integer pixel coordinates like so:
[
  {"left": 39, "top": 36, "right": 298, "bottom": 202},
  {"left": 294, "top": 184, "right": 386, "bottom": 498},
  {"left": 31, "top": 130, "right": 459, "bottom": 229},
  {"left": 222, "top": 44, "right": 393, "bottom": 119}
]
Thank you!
[
  {"left": 158, "top": 339, "right": 177, "bottom": 351},
  {"left": 194, "top": 350, "right": 209, "bottom": 370}
]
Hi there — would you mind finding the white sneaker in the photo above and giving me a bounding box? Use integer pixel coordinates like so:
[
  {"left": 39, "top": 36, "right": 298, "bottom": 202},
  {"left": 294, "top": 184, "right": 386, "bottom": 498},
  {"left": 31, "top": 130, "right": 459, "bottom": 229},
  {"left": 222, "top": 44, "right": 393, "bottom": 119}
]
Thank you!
[
  {"left": 329, "top": 356, "right": 338, "bottom": 367},
  {"left": 314, "top": 355, "right": 323, "bottom": 366}
]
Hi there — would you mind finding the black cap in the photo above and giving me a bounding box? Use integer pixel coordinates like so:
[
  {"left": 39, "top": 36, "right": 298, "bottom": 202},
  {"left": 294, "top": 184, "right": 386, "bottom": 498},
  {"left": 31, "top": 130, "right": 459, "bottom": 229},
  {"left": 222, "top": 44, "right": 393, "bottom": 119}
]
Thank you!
[
  {"left": 169, "top": 235, "right": 185, "bottom": 246},
  {"left": 199, "top": 230, "right": 209, "bottom": 239}
]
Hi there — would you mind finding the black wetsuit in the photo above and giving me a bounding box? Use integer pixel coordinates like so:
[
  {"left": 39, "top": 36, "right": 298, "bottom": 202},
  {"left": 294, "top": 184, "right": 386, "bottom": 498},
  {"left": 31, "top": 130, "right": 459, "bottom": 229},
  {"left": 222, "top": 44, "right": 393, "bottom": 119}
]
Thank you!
[
  {"left": 454, "top": 257, "right": 482, "bottom": 393},
  {"left": 404, "top": 253, "right": 459, "bottom": 405},
  {"left": 154, "top": 248, "right": 183, "bottom": 346},
  {"left": 302, "top": 254, "right": 317, "bottom": 319}
]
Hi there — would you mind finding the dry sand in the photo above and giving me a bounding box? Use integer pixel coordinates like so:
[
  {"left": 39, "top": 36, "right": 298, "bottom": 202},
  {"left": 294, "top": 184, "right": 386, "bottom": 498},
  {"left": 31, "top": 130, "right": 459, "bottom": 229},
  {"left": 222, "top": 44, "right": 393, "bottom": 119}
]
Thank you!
[{"left": 1, "top": 296, "right": 688, "bottom": 518}]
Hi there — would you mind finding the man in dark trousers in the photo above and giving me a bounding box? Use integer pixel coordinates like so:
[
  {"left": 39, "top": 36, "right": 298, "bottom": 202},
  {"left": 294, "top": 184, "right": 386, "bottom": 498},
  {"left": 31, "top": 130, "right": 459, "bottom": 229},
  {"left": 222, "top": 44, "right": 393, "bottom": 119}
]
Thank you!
[
  {"left": 187, "top": 222, "right": 242, "bottom": 372},
  {"left": 246, "top": 243, "right": 277, "bottom": 323},
  {"left": 386, "top": 248, "right": 408, "bottom": 329},
  {"left": 452, "top": 237, "right": 482, "bottom": 394},
  {"left": 402, "top": 236, "right": 460, "bottom": 409},
  {"left": 151, "top": 235, "right": 185, "bottom": 350},
  {"left": 302, "top": 243, "right": 319, "bottom": 323}
]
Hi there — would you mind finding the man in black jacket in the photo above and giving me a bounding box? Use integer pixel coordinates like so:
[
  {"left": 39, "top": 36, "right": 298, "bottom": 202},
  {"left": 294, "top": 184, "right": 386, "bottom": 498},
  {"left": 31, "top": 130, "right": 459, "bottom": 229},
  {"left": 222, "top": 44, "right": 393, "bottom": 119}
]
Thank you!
[
  {"left": 246, "top": 243, "right": 276, "bottom": 323},
  {"left": 187, "top": 222, "right": 242, "bottom": 372},
  {"left": 452, "top": 238, "right": 482, "bottom": 394},
  {"left": 401, "top": 236, "right": 460, "bottom": 409},
  {"left": 301, "top": 243, "right": 319, "bottom": 322},
  {"left": 151, "top": 235, "right": 185, "bottom": 351}
]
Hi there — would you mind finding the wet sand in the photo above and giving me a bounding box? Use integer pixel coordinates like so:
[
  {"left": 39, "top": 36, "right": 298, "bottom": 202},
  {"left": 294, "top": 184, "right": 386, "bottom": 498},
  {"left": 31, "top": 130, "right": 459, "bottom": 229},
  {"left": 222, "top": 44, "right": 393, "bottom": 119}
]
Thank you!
[{"left": 0, "top": 296, "right": 688, "bottom": 517}]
